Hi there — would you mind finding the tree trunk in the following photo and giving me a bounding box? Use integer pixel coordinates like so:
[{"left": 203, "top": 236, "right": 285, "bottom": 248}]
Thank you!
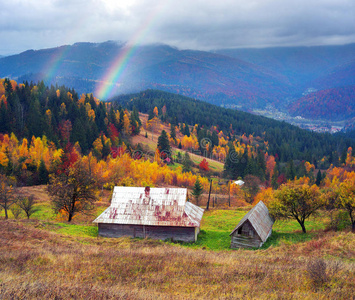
[
  {"left": 300, "top": 221, "right": 307, "bottom": 233},
  {"left": 349, "top": 210, "right": 355, "bottom": 233},
  {"left": 4, "top": 208, "right": 8, "bottom": 219},
  {"left": 68, "top": 212, "right": 73, "bottom": 222}
]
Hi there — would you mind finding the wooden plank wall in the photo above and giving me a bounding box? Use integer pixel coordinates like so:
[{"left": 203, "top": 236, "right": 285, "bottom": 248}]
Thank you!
[
  {"left": 230, "top": 234, "right": 262, "bottom": 248},
  {"left": 230, "top": 221, "right": 263, "bottom": 248},
  {"left": 98, "top": 223, "right": 196, "bottom": 242}
]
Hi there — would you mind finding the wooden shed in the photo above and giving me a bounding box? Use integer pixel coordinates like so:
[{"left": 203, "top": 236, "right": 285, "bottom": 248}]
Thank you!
[
  {"left": 94, "top": 186, "right": 204, "bottom": 242},
  {"left": 230, "top": 201, "right": 274, "bottom": 248}
]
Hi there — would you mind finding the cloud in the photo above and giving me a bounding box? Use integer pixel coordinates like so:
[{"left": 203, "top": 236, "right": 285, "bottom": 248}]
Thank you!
[{"left": 0, "top": 0, "right": 354, "bottom": 55}]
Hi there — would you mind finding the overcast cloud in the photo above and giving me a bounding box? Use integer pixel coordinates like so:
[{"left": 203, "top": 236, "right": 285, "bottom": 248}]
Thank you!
[{"left": 0, "top": 0, "right": 354, "bottom": 55}]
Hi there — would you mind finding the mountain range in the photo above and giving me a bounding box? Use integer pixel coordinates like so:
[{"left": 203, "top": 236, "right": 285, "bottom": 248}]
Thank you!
[{"left": 0, "top": 41, "right": 354, "bottom": 121}]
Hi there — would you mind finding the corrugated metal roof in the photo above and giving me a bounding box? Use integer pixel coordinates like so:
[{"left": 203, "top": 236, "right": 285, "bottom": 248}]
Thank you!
[
  {"left": 229, "top": 201, "right": 274, "bottom": 242},
  {"left": 93, "top": 187, "right": 204, "bottom": 227}
]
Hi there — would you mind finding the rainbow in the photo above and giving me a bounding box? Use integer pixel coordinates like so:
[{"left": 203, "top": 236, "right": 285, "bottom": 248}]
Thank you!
[
  {"left": 42, "top": 45, "right": 69, "bottom": 84},
  {"left": 95, "top": 2, "right": 166, "bottom": 100}
]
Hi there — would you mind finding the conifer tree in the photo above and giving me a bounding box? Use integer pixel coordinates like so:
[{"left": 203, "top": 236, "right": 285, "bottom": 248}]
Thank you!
[
  {"left": 316, "top": 170, "right": 322, "bottom": 186},
  {"left": 182, "top": 152, "right": 193, "bottom": 172},
  {"left": 192, "top": 178, "right": 203, "bottom": 205},
  {"left": 170, "top": 123, "right": 176, "bottom": 141},
  {"left": 157, "top": 130, "right": 171, "bottom": 159},
  {"left": 38, "top": 159, "right": 49, "bottom": 184}
]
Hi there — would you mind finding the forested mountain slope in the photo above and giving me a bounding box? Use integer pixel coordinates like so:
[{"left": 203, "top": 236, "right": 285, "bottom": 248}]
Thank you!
[{"left": 113, "top": 89, "right": 354, "bottom": 162}]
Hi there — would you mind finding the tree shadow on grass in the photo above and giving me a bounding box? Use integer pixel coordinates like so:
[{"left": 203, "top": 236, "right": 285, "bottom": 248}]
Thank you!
[{"left": 261, "top": 230, "right": 314, "bottom": 249}]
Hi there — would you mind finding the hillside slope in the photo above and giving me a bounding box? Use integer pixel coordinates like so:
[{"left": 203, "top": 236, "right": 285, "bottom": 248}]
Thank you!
[
  {"left": 288, "top": 86, "right": 355, "bottom": 121},
  {"left": 113, "top": 89, "right": 355, "bottom": 162}
]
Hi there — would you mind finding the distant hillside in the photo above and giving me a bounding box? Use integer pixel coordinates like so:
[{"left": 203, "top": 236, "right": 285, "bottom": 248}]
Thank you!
[
  {"left": 311, "top": 59, "right": 355, "bottom": 90},
  {"left": 0, "top": 41, "right": 291, "bottom": 109},
  {"left": 215, "top": 44, "right": 355, "bottom": 96},
  {"left": 113, "top": 89, "right": 354, "bottom": 162},
  {"left": 288, "top": 86, "right": 355, "bottom": 121}
]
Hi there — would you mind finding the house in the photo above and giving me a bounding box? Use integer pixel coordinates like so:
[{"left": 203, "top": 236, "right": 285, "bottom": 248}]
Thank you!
[
  {"left": 94, "top": 186, "right": 204, "bottom": 242},
  {"left": 233, "top": 180, "right": 245, "bottom": 186},
  {"left": 230, "top": 201, "right": 274, "bottom": 248}
]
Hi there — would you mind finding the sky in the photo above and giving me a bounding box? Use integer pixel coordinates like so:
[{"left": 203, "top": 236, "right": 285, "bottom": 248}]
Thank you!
[{"left": 0, "top": 0, "right": 355, "bottom": 55}]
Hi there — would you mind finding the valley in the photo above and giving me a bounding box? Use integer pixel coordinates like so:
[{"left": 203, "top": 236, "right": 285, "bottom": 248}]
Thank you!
[{"left": 250, "top": 105, "right": 345, "bottom": 133}]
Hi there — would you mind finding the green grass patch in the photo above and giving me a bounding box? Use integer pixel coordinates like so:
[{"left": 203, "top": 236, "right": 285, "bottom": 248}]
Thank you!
[
  {"left": 31, "top": 204, "right": 56, "bottom": 221},
  {"left": 54, "top": 222, "right": 98, "bottom": 237},
  {"left": 176, "top": 208, "right": 330, "bottom": 250},
  {"left": 0, "top": 203, "right": 55, "bottom": 220},
  {"left": 168, "top": 162, "right": 183, "bottom": 171}
]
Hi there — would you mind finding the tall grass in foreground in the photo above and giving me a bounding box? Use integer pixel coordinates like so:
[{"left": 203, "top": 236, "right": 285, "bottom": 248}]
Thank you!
[{"left": 1, "top": 220, "right": 354, "bottom": 299}]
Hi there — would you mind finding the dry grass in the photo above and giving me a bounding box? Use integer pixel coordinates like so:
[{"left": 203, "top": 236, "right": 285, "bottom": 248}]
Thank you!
[
  {"left": 1, "top": 219, "right": 354, "bottom": 299},
  {"left": 17, "top": 185, "right": 51, "bottom": 204}
]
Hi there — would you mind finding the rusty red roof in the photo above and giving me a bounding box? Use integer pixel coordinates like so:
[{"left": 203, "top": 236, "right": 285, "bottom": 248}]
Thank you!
[
  {"left": 230, "top": 201, "right": 274, "bottom": 242},
  {"left": 94, "top": 187, "right": 204, "bottom": 227}
]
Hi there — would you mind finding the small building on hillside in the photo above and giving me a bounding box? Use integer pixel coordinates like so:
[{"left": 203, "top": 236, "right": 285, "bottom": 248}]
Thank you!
[
  {"left": 94, "top": 186, "right": 204, "bottom": 242},
  {"left": 230, "top": 201, "right": 274, "bottom": 248}
]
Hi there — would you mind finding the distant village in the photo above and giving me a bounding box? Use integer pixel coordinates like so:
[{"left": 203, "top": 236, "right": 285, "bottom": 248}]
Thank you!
[{"left": 222, "top": 104, "right": 346, "bottom": 134}]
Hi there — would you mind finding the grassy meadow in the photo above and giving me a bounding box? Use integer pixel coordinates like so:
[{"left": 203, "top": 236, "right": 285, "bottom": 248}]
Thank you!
[{"left": 1, "top": 185, "right": 355, "bottom": 299}]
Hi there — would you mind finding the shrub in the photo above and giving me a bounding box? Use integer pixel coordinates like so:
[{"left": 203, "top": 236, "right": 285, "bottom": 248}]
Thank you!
[
  {"left": 306, "top": 258, "right": 343, "bottom": 290},
  {"left": 10, "top": 204, "right": 22, "bottom": 219}
]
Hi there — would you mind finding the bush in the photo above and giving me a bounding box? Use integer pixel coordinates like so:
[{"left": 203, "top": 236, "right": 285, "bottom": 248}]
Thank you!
[
  {"left": 306, "top": 258, "right": 343, "bottom": 290},
  {"left": 10, "top": 204, "right": 22, "bottom": 219},
  {"left": 327, "top": 210, "right": 352, "bottom": 231}
]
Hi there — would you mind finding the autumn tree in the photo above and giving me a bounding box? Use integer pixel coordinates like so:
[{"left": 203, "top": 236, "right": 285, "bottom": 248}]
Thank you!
[
  {"left": 48, "top": 159, "right": 96, "bottom": 222},
  {"left": 242, "top": 175, "right": 261, "bottom": 204},
  {"left": 153, "top": 106, "right": 158, "bottom": 117},
  {"left": 337, "top": 178, "right": 355, "bottom": 232},
  {"left": 199, "top": 158, "right": 209, "bottom": 171},
  {"left": 268, "top": 181, "right": 324, "bottom": 233},
  {"left": 0, "top": 174, "right": 15, "bottom": 219}
]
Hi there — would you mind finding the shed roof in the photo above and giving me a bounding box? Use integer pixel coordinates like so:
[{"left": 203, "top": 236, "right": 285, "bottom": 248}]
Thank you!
[
  {"left": 233, "top": 180, "right": 245, "bottom": 186},
  {"left": 93, "top": 187, "right": 204, "bottom": 228},
  {"left": 229, "top": 201, "right": 274, "bottom": 242}
]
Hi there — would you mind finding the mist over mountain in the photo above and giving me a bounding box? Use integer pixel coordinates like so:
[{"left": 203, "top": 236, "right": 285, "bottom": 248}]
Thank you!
[
  {"left": 215, "top": 44, "right": 355, "bottom": 92},
  {"left": 311, "top": 59, "right": 355, "bottom": 90},
  {"left": 0, "top": 41, "right": 354, "bottom": 118}
]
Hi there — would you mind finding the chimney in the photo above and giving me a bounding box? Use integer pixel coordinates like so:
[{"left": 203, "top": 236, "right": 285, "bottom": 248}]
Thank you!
[{"left": 145, "top": 186, "right": 150, "bottom": 197}]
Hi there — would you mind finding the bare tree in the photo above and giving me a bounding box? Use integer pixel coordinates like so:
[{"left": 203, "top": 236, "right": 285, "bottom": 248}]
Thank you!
[
  {"left": 48, "top": 160, "right": 97, "bottom": 222},
  {"left": 17, "top": 195, "right": 38, "bottom": 219},
  {"left": 0, "top": 174, "right": 15, "bottom": 219}
]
